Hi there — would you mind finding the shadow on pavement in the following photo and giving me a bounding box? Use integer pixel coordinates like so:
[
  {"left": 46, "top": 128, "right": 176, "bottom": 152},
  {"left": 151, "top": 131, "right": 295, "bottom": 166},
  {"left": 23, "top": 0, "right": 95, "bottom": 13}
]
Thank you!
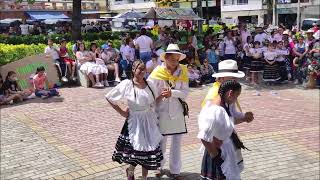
[{"left": 0, "top": 97, "right": 64, "bottom": 109}]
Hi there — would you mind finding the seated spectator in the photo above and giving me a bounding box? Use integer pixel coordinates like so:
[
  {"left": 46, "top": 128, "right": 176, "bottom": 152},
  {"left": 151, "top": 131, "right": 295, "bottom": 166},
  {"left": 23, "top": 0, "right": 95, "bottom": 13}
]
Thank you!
[
  {"left": 0, "top": 74, "right": 22, "bottom": 105},
  {"left": 200, "top": 59, "right": 215, "bottom": 84},
  {"left": 90, "top": 43, "right": 109, "bottom": 87},
  {"left": 146, "top": 53, "right": 162, "bottom": 77},
  {"left": 76, "top": 42, "right": 104, "bottom": 88},
  {"left": 45, "top": 38, "right": 67, "bottom": 82},
  {"left": 59, "top": 39, "right": 76, "bottom": 81},
  {"left": 101, "top": 43, "right": 121, "bottom": 83},
  {"left": 188, "top": 64, "right": 201, "bottom": 87},
  {"left": 33, "top": 66, "right": 59, "bottom": 99},
  {"left": 3, "top": 71, "right": 33, "bottom": 102}
]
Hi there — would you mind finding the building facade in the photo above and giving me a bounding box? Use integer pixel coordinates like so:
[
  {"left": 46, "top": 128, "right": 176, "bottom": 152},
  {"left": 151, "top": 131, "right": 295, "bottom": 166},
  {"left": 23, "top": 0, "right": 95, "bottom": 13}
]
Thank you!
[
  {"left": 0, "top": 0, "right": 102, "bottom": 20},
  {"left": 221, "top": 0, "right": 320, "bottom": 26}
]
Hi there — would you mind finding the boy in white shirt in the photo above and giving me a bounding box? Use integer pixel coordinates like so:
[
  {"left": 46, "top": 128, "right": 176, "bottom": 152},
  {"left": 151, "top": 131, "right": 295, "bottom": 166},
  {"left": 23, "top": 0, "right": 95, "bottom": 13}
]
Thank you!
[{"left": 44, "top": 38, "right": 66, "bottom": 81}]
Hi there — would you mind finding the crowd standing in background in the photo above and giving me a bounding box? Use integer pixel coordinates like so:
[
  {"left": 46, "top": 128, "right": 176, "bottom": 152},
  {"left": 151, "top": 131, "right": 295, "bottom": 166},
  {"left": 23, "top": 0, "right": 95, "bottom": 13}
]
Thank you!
[{"left": 1, "top": 22, "right": 320, "bottom": 105}]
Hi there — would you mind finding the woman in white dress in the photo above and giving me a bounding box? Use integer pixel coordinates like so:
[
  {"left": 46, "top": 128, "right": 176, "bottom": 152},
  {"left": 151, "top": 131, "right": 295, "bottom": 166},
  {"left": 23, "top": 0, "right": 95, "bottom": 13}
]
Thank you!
[
  {"left": 105, "top": 60, "right": 163, "bottom": 180},
  {"left": 89, "top": 43, "right": 109, "bottom": 87},
  {"left": 76, "top": 42, "right": 104, "bottom": 88}
]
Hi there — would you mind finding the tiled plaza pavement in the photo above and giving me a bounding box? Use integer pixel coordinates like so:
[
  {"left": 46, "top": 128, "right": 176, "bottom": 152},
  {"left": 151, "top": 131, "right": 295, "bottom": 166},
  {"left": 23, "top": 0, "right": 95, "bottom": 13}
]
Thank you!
[{"left": 1, "top": 83, "right": 319, "bottom": 180}]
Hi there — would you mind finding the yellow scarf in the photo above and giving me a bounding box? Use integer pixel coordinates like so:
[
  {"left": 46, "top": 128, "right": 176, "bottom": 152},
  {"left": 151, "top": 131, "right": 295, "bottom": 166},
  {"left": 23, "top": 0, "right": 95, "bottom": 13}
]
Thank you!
[
  {"left": 149, "top": 65, "right": 189, "bottom": 85},
  {"left": 201, "top": 82, "right": 242, "bottom": 112}
]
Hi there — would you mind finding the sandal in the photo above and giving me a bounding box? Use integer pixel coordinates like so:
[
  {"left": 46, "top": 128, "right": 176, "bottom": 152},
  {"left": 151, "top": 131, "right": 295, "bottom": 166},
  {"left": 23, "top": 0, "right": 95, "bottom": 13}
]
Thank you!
[{"left": 126, "top": 167, "right": 135, "bottom": 180}]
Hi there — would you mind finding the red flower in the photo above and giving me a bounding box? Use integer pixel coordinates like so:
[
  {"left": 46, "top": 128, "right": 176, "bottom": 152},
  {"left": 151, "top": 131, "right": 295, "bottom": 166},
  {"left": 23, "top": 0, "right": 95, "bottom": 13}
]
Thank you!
[{"left": 312, "top": 61, "right": 318, "bottom": 65}]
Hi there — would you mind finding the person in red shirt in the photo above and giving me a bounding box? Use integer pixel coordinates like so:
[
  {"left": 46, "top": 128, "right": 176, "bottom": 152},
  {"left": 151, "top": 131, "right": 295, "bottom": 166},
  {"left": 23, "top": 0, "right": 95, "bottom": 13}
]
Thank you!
[
  {"left": 312, "top": 23, "right": 319, "bottom": 33},
  {"left": 59, "top": 39, "right": 77, "bottom": 81},
  {"left": 33, "top": 66, "right": 59, "bottom": 99}
]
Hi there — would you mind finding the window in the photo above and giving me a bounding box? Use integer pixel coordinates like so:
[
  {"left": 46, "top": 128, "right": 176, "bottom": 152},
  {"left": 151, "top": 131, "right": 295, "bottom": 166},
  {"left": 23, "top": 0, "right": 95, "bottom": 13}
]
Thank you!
[
  {"left": 224, "top": 0, "right": 248, "bottom": 5},
  {"left": 237, "top": 0, "right": 248, "bottom": 4},
  {"left": 224, "top": 0, "right": 234, "bottom": 5}
]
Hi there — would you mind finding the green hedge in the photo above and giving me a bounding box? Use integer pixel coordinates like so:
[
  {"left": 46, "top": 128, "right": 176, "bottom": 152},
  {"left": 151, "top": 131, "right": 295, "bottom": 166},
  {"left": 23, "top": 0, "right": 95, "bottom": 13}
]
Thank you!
[
  {"left": 0, "top": 39, "right": 122, "bottom": 66},
  {"left": 0, "top": 31, "right": 160, "bottom": 45}
]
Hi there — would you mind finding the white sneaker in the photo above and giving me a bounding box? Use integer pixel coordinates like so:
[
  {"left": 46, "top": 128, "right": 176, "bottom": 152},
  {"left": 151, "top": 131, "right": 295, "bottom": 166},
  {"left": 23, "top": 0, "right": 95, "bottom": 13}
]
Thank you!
[
  {"left": 104, "top": 80, "right": 109, "bottom": 87},
  {"left": 27, "top": 93, "right": 36, "bottom": 99},
  {"left": 121, "top": 71, "right": 127, "bottom": 78},
  {"left": 115, "top": 78, "right": 121, "bottom": 83},
  {"left": 94, "top": 82, "right": 104, "bottom": 88},
  {"left": 294, "top": 79, "right": 299, "bottom": 85},
  {"left": 287, "top": 73, "right": 292, "bottom": 80},
  {"left": 61, "top": 76, "right": 68, "bottom": 82}
]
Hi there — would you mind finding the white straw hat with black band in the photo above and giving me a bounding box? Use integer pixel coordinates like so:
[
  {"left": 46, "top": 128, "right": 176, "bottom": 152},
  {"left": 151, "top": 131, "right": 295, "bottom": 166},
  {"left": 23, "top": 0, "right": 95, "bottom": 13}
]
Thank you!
[
  {"left": 212, "top": 60, "right": 245, "bottom": 78},
  {"left": 160, "top": 44, "right": 186, "bottom": 61}
]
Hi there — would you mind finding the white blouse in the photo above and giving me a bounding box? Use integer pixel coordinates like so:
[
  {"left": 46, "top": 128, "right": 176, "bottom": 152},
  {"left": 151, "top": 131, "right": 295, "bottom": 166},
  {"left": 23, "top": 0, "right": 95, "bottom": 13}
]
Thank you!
[
  {"left": 198, "top": 103, "right": 234, "bottom": 143},
  {"left": 105, "top": 79, "right": 162, "bottom": 151},
  {"left": 264, "top": 50, "right": 278, "bottom": 61},
  {"left": 198, "top": 102, "right": 244, "bottom": 180}
]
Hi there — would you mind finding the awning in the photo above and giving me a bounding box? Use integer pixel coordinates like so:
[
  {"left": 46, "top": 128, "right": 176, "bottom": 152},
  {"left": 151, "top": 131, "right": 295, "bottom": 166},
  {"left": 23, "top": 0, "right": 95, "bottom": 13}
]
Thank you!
[
  {"left": 26, "top": 11, "right": 69, "bottom": 20},
  {"left": 144, "top": 7, "right": 202, "bottom": 20},
  {"left": 81, "top": 11, "right": 108, "bottom": 15}
]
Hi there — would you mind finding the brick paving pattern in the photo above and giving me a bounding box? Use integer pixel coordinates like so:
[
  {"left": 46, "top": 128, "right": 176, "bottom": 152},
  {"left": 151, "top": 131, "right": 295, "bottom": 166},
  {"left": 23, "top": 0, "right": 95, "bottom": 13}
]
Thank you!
[{"left": 1, "top": 83, "right": 319, "bottom": 180}]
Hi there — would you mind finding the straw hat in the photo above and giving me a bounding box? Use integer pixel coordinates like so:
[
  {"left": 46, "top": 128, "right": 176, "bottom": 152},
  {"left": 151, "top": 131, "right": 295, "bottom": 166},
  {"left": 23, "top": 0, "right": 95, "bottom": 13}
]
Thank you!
[
  {"left": 306, "top": 29, "right": 314, "bottom": 34},
  {"left": 212, "top": 60, "right": 245, "bottom": 78},
  {"left": 160, "top": 44, "right": 186, "bottom": 61},
  {"left": 283, "top": 30, "right": 289, "bottom": 35}
]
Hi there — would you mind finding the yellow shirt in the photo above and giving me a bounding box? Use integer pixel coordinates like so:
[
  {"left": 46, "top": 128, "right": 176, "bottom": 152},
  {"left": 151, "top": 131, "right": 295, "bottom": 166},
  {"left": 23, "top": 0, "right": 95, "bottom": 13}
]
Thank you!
[{"left": 201, "top": 82, "right": 242, "bottom": 112}]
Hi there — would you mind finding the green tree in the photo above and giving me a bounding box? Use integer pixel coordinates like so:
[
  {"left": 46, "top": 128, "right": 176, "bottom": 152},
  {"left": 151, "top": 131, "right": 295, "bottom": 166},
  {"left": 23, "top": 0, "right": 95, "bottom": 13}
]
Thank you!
[{"left": 16, "top": 0, "right": 35, "bottom": 3}]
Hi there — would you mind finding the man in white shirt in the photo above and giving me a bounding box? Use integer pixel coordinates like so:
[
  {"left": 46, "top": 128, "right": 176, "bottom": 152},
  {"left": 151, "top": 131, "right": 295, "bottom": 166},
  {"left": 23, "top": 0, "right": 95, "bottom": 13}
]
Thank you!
[
  {"left": 20, "top": 22, "right": 29, "bottom": 35},
  {"left": 254, "top": 27, "right": 268, "bottom": 46},
  {"left": 135, "top": 28, "right": 154, "bottom": 64},
  {"left": 148, "top": 44, "right": 189, "bottom": 179}
]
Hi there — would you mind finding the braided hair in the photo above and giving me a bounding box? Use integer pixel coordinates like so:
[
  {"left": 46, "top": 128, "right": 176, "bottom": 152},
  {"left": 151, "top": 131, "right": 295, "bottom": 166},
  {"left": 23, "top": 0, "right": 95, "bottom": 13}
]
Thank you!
[
  {"left": 131, "top": 60, "right": 155, "bottom": 100},
  {"left": 219, "top": 80, "right": 249, "bottom": 150},
  {"left": 218, "top": 80, "right": 241, "bottom": 117}
]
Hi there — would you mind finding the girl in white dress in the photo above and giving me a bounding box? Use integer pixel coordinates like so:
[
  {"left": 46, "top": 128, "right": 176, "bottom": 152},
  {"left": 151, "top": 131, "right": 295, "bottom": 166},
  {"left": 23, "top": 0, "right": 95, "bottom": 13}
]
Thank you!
[
  {"left": 198, "top": 80, "right": 253, "bottom": 180},
  {"left": 90, "top": 43, "right": 109, "bottom": 87},
  {"left": 76, "top": 42, "right": 104, "bottom": 88},
  {"left": 263, "top": 43, "right": 281, "bottom": 84},
  {"left": 105, "top": 60, "right": 163, "bottom": 180}
]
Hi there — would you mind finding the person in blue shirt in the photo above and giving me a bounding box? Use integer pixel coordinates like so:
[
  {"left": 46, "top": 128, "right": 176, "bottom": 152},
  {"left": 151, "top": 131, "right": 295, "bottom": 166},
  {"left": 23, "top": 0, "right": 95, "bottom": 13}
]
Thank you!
[{"left": 206, "top": 44, "right": 219, "bottom": 73}]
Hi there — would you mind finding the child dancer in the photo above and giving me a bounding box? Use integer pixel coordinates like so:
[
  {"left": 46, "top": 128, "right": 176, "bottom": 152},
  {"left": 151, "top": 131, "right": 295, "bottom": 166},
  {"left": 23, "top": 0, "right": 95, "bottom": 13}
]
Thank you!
[
  {"left": 263, "top": 43, "right": 281, "bottom": 84},
  {"left": 106, "top": 60, "right": 163, "bottom": 180},
  {"left": 249, "top": 41, "right": 264, "bottom": 85},
  {"left": 276, "top": 41, "right": 290, "bottom": 82},
  {"left": 198, "top": 80, "right": 254, "bottom": 180}
]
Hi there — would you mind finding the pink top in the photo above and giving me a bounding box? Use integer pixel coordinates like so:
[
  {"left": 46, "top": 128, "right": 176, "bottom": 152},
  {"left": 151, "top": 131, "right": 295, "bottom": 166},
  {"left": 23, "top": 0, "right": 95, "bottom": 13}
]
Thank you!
[{"left": 33, "top": 73, "right": 47, "bottom": 90}]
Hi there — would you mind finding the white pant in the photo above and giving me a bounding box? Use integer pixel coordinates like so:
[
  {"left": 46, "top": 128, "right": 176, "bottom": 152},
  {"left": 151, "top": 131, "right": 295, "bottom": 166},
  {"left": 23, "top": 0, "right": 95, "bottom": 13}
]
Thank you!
[{"left": 160, "top": 134, "right": 182, "bottom": 174}]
